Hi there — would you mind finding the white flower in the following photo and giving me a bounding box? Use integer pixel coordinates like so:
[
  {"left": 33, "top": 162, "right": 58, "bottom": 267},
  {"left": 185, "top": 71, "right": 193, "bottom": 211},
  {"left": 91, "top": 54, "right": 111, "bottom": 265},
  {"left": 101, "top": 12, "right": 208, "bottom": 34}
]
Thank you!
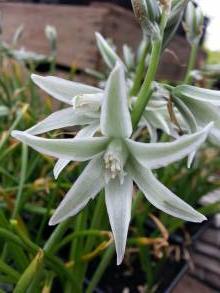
[
  {"left": 12, "top": 63, "right": 212, "bottom": 265},
  {"left": 27, "top": 72, "right": 175, "bottom": 176},
  {"left": 173, "top": 85, "right": 220, "bottom": 146}
]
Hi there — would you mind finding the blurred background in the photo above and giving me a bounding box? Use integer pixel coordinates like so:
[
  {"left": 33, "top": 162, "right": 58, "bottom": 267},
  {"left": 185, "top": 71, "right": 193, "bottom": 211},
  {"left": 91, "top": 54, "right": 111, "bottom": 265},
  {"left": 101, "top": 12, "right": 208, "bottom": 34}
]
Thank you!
[{"left": 1, "top": 1, "right": 220, "bottom": 292}]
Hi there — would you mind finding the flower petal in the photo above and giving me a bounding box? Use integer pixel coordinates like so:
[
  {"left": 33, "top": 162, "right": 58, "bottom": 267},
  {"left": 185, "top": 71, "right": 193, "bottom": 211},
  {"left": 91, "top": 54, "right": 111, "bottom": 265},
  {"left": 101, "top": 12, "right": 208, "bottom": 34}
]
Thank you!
[
  {"left": 100, "top": 63, "right": 132, "bottom": 138},
  {"left": 49, "top": 156, "right": 105, "bottom": 225},
  {"left": 26, "top": 108, "right": 95, "bottom": 135},
  {"left": 95, "top": 32, "right": 122, "bottom": 69},
  {"left": 143, "top": 119, "right": 158, "bottom": 142},
  {"left": 31, "top": 74, "right": 102, "bottom": 105},
  {"left": 179, "top": 96, "right": 220, "bottom": 146},
  {"left": 11, "top": 131, "right": 109, "bottom": 161},
  {"left": 174, "top": 85, "right": 220, "bottom": 106},
  {"left": 53, "top": 122, "right": 100, "bottom": 179},
  {"left": 53, "top": 159, "right": 70, "bottom": 180},
  {"left": 173, "top": 96, "right": 198, "bottom": 132},
  {"left": 210, "top": 127, "right": 220, "bottom": 145},
  {"left": 127, "top": 158, "right": 206, "bottom": 222},
  {"left": 126, "top": 122, "right": 213, "bottom": 169},
  {"left": 75, "top": 122, "right": 100, "bottom": 138},
  {"left": 105, "top": 176, "right": 133, "bottom": 265},
  {"left": 144, "top": 107, "right": 171, "bottom": 135}
]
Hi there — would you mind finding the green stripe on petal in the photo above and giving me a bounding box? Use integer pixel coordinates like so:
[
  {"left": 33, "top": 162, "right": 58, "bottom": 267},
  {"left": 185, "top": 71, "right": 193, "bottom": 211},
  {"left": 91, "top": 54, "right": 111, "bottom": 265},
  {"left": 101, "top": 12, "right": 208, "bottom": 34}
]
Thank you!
[
  {"left": 100, "top": 63, "right": 132, "bottom": 138},
  {"left": 126, "top": 122, "right": 213, "bottom": 169},
  {"left": 105, "top": 176, "right": 133, "bottom": 265},
  {"left": 174, "top": 85, "right": 220, "bottom": 106},
  {"left": 12, "top": 131, "right": 109, "bottom": 161},
  {"left": 127, "top": 158, "right": 206, "bottom": 222},
  {"left": 31, "top": 74, "right": 102, "bottom": 105},
  {"left": 49, "top": 156, "right": 105, "bottom": 225}
]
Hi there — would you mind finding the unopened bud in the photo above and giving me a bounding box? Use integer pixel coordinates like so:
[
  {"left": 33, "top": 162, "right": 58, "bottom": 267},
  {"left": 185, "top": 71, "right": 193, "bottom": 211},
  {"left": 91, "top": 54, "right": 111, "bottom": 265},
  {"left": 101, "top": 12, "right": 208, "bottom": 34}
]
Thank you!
[
  {"left": 183, "top": 1, "right": 204, "bottom": 45},
  {"left": 160, "top": 0, "right": 171, "bottom": 11},
  {"left": 45, "top": 25, "right": 57, "bottom": 53},
  {"left": 131, "top": 0, "right": 161, "bottom": 40}
]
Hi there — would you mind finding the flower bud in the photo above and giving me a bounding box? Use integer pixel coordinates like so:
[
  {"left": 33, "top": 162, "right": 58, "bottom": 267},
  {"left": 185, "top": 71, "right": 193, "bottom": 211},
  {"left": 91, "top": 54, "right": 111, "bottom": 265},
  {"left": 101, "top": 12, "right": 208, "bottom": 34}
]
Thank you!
[
  {"left": 45, "top": 25, "right": 57, "bottom": 53},
  {"left": 183, "top": 1, "right": 204, "bottom": 45},
  {"left": 163, "top": 0, "right": 188, "bottom": 48},
  {"left": 131, "top": 0, "right": 161, "bottom": 40}
]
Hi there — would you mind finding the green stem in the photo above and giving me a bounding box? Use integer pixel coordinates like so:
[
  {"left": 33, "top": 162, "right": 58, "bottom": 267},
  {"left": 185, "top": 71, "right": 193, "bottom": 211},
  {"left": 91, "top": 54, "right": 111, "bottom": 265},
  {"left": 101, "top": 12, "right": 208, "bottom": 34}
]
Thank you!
[
  {"left": 85, "top": 245, "right": 115, "bottom": 293},
  {"left": 131, "top": 9, "right": 168, "bottom": 129},
  {"left": 10, "top": 221, "right": 81, "bottom": 291},
  {"left": 85, "top": 192, "right": 143, "bottom": 292},
  {"left": 0, "top": 104, "right": 28, "bottom": 151},
  {"left": 70, "top": 211, "right": 87, "bottom": 262},
  {"left": 84, "top": 193, "right": 105, "bottom": 253},
  {"left": 184, "top": 43, "right": 198, "bottom": 84},
  {"left": 0, "top": 228, "right": 26, "bottom": 249},
  {"left": 0, "top": 259, "right": 20, "bottom": 282},
  {"left": 13, "top": 250, "right": 44, "bottom": 293},
  {"left": 131, "top": 38, "right": 162, "bottom": 129},
  {"left": 43, "top": 219, "right": 72, "bottom": 253},
  {"left": 129, "top": 41, "right": 149, "bottom": 97},
  {"left": 55, "top": 230, "right": 107, "bottom": 253},
  {"left": 12, "top": 143, "right": 28, "bottom": 218}
]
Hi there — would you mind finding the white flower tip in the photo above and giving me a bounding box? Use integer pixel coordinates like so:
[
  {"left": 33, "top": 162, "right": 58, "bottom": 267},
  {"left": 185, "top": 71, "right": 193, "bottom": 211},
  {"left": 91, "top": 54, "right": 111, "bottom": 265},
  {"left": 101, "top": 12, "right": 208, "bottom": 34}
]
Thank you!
[
  {"left": 53, "top": 172, "right": 59, "bottom": 180},
  {"left": 187, "top": 161, "right": 192, "bottom": 169},
  {"left": 31, "top": 73, "right": 43, "bottom": 84},
  {"left": 189, "top": 211, "right": 207, "bottom": 223},
  {"left": 11, "top": 130, "right": 22, "bottom": 140},
  {"left": 205, "top": 121, "right": 214, "bottom": 132},
  {"left": 117, "top": 256, "right": 123, "bottom": 266},
  {"left": 110, "top": 61, "right": 125, "bottom": 81},
  {"left": 197, "top": 214, "right": 207, "bottom": 223},
  {"left": 53, "top": 172, "right": 58, "bottom": 180},
  {"left": 48, "top": 215, "right": 59, "bottom": 226},
  {"left": 115, "top": 60, "right": 125, "bottom": 71},
  {"left": 95, "top": 31, "right": 101, "bottom": 39},
  {"left": 197, "top": 122, "right": 214, "bottom": 143}
]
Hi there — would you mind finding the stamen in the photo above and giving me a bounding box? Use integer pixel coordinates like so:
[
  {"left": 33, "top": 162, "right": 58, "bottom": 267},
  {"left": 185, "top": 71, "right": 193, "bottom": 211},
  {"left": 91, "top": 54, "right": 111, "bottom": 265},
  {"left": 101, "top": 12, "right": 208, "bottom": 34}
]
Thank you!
[{"left": 103, "top": 139, "right": 128, "bottom": 184}]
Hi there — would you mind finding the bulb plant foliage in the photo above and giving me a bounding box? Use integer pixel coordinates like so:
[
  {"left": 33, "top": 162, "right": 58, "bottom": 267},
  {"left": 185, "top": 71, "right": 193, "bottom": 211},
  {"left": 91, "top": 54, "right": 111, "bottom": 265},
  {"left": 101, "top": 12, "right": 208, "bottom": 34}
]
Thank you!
[
  {"left": 0, "top": 0, "right": 220, "bottom": 292},
  {"left": 12, "top": 0, "right": 220, "bottom": 266}
]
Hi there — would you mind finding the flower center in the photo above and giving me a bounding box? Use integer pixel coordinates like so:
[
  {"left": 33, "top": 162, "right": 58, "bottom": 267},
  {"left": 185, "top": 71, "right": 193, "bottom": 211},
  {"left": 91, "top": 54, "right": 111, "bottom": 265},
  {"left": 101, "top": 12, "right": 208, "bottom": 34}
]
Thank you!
[{"left": 103, "top": 139, "right": 128, "bottom": 184}]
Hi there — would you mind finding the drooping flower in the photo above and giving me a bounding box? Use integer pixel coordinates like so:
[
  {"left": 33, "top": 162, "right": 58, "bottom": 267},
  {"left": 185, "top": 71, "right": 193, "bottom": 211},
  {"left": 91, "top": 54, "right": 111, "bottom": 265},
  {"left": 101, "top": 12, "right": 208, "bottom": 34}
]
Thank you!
[{"left": 12, "top": 63, "right": 212, "bottom": 264}]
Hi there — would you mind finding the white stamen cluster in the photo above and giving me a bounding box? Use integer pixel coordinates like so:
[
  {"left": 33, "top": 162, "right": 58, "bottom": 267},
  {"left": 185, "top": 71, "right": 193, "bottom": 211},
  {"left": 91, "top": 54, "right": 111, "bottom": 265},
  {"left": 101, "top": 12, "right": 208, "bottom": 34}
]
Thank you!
[
  {"left": 104, "top": 151, "right": 121, "bottom": 179},
  {"left": 104, "top": 151, "right": 127, "bottom": 185}
]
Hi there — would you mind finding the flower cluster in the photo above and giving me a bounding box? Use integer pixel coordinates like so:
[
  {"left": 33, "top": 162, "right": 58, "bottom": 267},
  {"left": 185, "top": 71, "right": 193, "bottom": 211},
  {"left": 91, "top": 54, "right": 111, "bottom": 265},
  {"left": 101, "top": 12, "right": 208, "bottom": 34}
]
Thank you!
[
  {"left": 12, "top": 62, "right": 214, "bottom": 264},
  {"left": 10, "top": 0, "right": 220, "bottom": 265}
]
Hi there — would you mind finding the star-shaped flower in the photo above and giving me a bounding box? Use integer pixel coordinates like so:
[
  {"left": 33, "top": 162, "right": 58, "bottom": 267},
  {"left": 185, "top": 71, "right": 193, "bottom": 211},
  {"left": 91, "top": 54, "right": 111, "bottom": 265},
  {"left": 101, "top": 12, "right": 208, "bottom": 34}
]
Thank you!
[
  {"left": 26, "top": 73, "right": 178, "bottom": 177},
  {"left": 12, "top": 63, "right": 212, "bottom": 264}
]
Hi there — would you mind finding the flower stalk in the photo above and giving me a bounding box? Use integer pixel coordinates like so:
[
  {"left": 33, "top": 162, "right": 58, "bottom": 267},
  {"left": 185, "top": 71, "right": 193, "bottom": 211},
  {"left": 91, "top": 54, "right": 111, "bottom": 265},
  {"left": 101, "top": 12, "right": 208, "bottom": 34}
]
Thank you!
[
  {"left": 184, "top": 42, "right": 199, "bottom": 84},
  {"left": 131, "top": 5, "right": 170, "bottom": 128}
]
